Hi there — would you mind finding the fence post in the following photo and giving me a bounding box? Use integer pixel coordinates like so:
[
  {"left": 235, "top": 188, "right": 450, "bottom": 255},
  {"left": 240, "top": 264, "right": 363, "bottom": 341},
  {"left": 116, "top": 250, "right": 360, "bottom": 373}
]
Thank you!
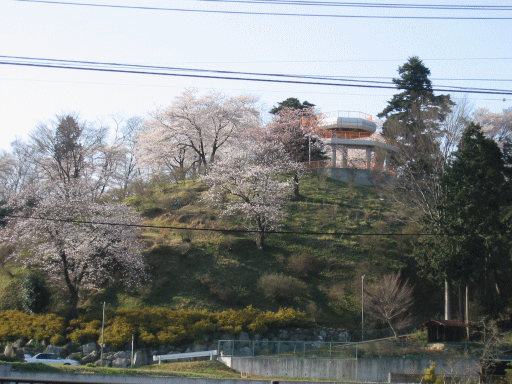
[
  {"left": 330, "top": 342, "right": 332, "bottom": 359},
  {"left": 252, "top": 340, "right": 255, "bottom": 357},
  {"left": 278, "top": 341, "right": 280, "bottom": 355},
  {"left": 303, "top": 341, "right": 305, "bottom": 358},
  {"left": 356, "top": 342, "right": 358, "bottom": 360}
]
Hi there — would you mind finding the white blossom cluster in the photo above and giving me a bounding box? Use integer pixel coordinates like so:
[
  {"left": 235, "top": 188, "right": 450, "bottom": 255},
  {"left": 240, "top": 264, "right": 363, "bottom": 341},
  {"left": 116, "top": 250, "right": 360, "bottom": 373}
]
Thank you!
[
  {"left": 137, "top": 89, "right": 260, "bottom": 179},
  {"left": 1, "top": 180, "right": 146, "bottom": 313},
  {"left": 201, "top": 137, "right": 300, "bottom": 249}
]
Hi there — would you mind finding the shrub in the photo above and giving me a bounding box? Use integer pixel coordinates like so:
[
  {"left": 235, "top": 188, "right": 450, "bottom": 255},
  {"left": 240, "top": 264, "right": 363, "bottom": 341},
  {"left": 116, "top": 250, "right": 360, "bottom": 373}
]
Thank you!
[
  {"left": 0, "top": 307, "right": 312, "bottom": 347},
  {"left": 423, "top": 362, "right": 443, "bottom": 384},
  {"left": 20, "top": 273, "right": 51, "bottom": 314},
  {"left": 257, "top": 273, "right": 307, "bottom": 303},
  {"left": 68, "top": 319, "right": 101, "bottom": 345},
  {"left": 0, "top": 280, "right": 23, "bottom": 311},
  {"left": 287, "top": 254, "right": 319, "bottom": 277},
  {"left": 0, "top": 311, "right": 65, "bottom": 342}
]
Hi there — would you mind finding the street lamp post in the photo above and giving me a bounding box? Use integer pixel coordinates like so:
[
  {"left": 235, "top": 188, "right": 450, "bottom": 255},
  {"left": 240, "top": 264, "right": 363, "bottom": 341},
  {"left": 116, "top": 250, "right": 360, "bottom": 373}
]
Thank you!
[
  {"left": 361, "top": 275, "right": 365, "bottom": 342},
  {"left": 101, "top": 302, "right": 105, "bottom": 365}
]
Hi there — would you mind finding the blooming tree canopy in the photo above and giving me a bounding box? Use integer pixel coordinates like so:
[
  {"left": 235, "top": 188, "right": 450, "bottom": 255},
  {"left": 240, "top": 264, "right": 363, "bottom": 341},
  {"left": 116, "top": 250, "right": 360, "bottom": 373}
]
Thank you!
[
  {"left": 141, "top": 89, "right": 260, "bottom": 176},
  {"left": 201, "top": 137, "right": 300, "bottom": 250},
  {"left": 474, "top": 107, "right": 512, "bottom": 142},
  {"left": 2, "top": 180, "right": 146, "bottom": 319}
]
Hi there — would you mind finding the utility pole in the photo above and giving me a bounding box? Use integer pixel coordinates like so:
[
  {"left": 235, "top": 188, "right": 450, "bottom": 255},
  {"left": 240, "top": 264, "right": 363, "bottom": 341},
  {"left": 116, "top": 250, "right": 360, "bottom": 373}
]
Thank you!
[
  {"left": 131, "top": 334, "right": 135, "bottom": 367},
  {"left": 361, "top": 274, "right": 365, "bottom": 342},
  {"left": 101, "top": 302, "right": 105, "bottom": 365}
]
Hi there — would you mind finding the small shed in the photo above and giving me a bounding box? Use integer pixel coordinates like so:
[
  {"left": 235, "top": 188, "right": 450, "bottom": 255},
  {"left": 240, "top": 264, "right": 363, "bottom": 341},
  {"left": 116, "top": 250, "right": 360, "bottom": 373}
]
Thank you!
[{"left": 420, "top": 319, "right": 469, "bottom": 342}]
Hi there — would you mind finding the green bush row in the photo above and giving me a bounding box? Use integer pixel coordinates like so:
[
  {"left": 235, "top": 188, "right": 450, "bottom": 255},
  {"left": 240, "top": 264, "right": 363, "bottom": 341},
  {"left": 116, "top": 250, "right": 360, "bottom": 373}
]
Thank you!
[{"left": 0, "top": 306, "right": 311, "bottom": 348}]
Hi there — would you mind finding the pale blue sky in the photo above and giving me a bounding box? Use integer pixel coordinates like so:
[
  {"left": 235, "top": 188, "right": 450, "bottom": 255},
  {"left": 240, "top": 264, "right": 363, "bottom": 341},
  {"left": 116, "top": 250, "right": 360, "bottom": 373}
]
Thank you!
[{"left": 1, "top": 0, "right": 511, "bottom": 149}]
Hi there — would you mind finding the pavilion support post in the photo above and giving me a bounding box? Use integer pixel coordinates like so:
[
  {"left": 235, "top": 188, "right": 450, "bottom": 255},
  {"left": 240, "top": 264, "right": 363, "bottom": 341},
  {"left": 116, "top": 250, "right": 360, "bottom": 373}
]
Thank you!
[{"left": 366, "top": 148, "right": 372, "bottom": 169}]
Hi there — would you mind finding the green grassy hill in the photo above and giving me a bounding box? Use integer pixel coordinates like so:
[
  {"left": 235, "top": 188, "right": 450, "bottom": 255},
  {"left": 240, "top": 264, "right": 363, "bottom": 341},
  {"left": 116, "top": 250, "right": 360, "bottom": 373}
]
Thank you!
[{"left": 0, "top": 173, "right": 443, "bottom": 328}]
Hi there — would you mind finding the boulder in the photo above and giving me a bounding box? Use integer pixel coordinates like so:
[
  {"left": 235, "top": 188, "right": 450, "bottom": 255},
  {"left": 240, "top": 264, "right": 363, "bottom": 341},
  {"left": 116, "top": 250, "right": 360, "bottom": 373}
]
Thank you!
[
  {"left": 278, "top": 330, "right": 289, "bottom": 339},
  {"left": 239, "top": 347, "right": 252, "bottom": 356},
  {"left": 21, "top": 347, "right": 36, "bottom": 355},
  {"left": 12, "top": 339, "right": 25, "bottom": 349},
  {"left": 111, "top": 358, "right": 130, "bottom": 368},
  {"left": 66, "top": 352, "right": 82, "bottom": 360},
  {"left": 192, "top": 344, "right": 207, "bottom": 352},
  {"left": 94, "top": 359, "right": 112, "bottom": 367},
  {"left": 81, "top": 342, "right": 98, "bottom": 355},
  {"left": 132, "top": 350, "right": 147, "bottom": 367},
  {"left": 113, "top": 351, "right": 127, "bottom": 359},
  {"left": 220, "top": 334, "right": 234, "bottom": 341},
  {"left": 81, "top": 351, "right": 100, "bottom": 364},
  {"left": 63, "top": 342, "right": 79, "bottom": 353},
  {"left": 3, "top": 345, "right": 15, "bottom": 358},
  {"left": 45, "top": 345, "right": 65, "bottom": 356}
]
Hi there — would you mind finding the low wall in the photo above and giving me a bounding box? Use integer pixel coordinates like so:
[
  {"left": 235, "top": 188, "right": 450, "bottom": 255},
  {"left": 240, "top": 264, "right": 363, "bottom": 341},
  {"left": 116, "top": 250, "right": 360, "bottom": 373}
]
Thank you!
[
  {"left": 0, "top": 363, "right": 366, "bottom": 384},
  {"left": 320, "top": 168, "right": 392, "bottom": 186},
  {"left": 220, "top": 356, "right": 480, "bottom": 382}
]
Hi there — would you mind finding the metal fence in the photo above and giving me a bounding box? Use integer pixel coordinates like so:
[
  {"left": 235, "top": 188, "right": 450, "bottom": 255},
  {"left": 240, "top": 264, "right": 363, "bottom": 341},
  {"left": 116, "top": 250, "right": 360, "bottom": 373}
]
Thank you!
[{"left": 218, "top": 339, "right": 506, "bottom": 360}]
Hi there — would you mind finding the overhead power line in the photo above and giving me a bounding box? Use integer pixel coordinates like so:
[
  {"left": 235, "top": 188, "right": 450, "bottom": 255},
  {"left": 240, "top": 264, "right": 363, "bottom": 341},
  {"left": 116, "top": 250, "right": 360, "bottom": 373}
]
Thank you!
[
  {"left": 12, "top": 0, "right": 512, "bottom": 20},
  {"left": 4, "top": 213, "right": 449, "bottom": 237},
  {"left": 193, "top": 0, "right": 512, "bottom": 11},
  {"left": 1, "top": 56, "right": 511, "bottom": 96}
]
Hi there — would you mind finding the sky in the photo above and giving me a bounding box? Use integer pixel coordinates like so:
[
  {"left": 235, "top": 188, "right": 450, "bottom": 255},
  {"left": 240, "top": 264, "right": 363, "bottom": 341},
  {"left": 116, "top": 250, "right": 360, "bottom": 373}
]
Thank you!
[{"left": 1, "top": 0, "right": 511, "bottom": 150}]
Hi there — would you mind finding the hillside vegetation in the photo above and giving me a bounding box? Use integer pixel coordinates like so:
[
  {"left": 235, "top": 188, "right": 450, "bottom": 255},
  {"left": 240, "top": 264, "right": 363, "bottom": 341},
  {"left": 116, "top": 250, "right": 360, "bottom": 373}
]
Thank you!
[{"left": 0, "top": 172, "right": 441, "bottom": 329}]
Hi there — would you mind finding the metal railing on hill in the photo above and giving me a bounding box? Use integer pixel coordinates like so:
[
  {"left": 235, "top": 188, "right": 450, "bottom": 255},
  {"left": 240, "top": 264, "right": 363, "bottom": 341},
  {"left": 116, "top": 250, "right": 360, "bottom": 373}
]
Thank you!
[{"left": 218, "top": 339, "right": 503, "bottom": 360}]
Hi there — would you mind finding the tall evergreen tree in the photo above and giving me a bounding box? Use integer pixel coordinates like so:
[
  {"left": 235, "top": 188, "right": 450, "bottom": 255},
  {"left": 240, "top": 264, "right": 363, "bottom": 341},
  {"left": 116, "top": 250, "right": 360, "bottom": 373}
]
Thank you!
[
  {"left": 270, "top": 97, "right": 315, "bottom": 115},
  {"left": 378, "top": 56, "right": 460, "bottom": 224},
  {"left": 378, "top": 56, "right": 453, "bottom": 139},
  {"left": 417, "top": 123, "right": 512, "bottom": 314}
]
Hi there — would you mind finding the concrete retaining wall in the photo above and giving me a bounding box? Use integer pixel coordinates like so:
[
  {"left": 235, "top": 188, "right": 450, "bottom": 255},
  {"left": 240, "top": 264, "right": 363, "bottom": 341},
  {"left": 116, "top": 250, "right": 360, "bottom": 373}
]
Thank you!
[
  {"left": 221, "top": 356, "right": 480, "bottom": 382},
  {"left": 0, "top": 363, "right": 366, "bottom": 384},
  {"left": 319, "top": 168, "right": 393, "bottom": 186}
]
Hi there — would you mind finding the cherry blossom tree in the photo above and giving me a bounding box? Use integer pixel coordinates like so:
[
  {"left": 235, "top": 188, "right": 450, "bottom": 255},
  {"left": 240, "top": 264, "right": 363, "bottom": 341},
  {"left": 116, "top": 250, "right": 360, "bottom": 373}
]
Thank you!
[
  {"left": 266, "top": 107, "right": 325, "bottom": 197},
  {"left": 142, "top": 89, "right": 260, "bottom": 172},
  {"left": 201, "top": 137, "right": 300, "bottom": 250},
  {"left": 364, "top": 272, "right": 414, "bottom": 340},
  {"left": 0, "top": 139, "right": 40, "bottom": 199},
  {"left": 135, "top": 123, "right": 196, "bottom": 182},
  {"left": 28, "top": 114, "right": 107, "bottom": 184},
  {"left": 474, "top": 107, "right": 512, "bottom": 142},
  {"left": 112, "top": 116, "right": 144, "bottom": 192},
  {"left": 2, "top": 180, "right": 146, "bottom": 319}
]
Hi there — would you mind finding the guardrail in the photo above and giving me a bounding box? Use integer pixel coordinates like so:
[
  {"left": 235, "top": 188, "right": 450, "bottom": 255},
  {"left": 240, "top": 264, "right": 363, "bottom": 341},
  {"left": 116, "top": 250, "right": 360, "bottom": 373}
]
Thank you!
[
  {"left": 153, "top": 349, "right": 218, "bottom": 364},
  {"left": 218, "top": 339, "right": 500, "bottom": 360}
]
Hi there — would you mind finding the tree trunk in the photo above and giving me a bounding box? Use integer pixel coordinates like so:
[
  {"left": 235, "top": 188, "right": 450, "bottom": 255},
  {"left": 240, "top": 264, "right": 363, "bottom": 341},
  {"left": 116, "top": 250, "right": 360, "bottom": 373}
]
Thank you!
[
  {"left": 388, "top": 320, "right": 399, "bottom": 341},
  {"left": 256, "top": 231, "right": 265, "bottom": 250},
  {"left": 68, "top": 288, "right": 79, "bottom": 320},
  {"left": 293, "top": 172, "right": 300, "bottom": 199},
  {"left": 465, "top": 284, "right": 470, "bottom": 340},
  {"left": 445, "top": 279, "right": 450, "bottom": 321}
]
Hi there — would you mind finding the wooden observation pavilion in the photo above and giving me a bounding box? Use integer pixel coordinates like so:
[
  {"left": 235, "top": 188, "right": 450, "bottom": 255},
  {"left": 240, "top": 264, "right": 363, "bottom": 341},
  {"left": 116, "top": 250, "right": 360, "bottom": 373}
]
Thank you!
[{"left": 310, "top": 111, "right": 396, "bottom": 185}]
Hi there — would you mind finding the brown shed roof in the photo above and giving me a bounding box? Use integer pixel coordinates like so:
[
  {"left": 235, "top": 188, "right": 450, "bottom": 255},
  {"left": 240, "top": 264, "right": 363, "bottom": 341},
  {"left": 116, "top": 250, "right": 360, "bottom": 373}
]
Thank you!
[{"left": 420, "top": 319, "right": 469, "bottom": 328}]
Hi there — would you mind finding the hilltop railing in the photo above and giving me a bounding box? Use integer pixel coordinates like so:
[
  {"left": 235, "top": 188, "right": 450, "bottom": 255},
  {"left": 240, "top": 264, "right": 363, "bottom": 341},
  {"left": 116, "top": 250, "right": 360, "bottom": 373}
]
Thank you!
[
  {"left": 218, "top": 339, "right": 503, "bottom": 360},
  {"left": 320, "top": 111, "right": 374, "bottom": 121}
]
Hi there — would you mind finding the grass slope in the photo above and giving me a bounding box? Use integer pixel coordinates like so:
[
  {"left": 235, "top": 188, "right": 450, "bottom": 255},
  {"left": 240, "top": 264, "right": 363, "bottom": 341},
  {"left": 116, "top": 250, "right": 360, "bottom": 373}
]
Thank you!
[{"left": 1, "top": 173, "right": 443, "bottom": 327}]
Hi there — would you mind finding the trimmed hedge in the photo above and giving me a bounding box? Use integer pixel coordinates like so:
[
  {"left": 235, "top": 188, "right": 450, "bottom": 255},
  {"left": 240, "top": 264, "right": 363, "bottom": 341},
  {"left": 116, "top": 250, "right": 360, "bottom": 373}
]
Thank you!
[{"left": 0, "top": 306, "right": 311, "bottom": 348}]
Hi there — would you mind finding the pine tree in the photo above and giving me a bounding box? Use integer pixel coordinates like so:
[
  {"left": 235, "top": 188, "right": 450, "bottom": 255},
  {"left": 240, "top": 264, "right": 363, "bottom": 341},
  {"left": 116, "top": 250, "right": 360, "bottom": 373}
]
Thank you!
[{"left": 417, "top": 123, "right": 512, "bottom": 314}]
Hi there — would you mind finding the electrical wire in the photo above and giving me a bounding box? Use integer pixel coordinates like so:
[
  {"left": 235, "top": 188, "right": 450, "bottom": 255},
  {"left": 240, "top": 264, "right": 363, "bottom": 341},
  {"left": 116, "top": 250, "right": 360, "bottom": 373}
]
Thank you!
[
  {"left": 12, "top": 0, "right": 512, "bottom": 20},
  {"left": 4, "top": 213, "right": 450, "bottom": 237},
  {"left": 2, "top": 56, "right": 511, "bottom": 95},
  {"left": 193, "top": 0, "right": 512, "bottom": 11}
]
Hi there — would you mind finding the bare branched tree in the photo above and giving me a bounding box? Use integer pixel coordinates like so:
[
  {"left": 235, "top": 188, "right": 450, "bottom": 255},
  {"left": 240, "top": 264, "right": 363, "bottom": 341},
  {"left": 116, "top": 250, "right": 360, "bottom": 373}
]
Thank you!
[
  {"left": 364, "top": 272, "right": 414, "bottom": 340},
  {"left": 383, "top": 99, "right": 471, "bottom": 224}
]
